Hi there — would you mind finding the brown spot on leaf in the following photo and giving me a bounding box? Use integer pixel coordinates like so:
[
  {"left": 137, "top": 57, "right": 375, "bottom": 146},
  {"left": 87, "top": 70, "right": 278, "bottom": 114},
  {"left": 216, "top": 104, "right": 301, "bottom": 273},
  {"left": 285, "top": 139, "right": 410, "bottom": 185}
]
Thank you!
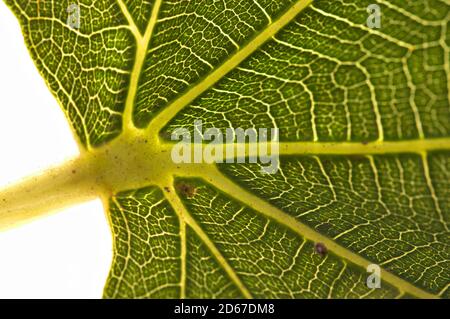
[
  {"left": 164, "top": 187, "right": 170, "bottom": 193},
  {"left": 314, "top": 242, "right": 328, "bottom": 257},
  {"left": 176, "top": 182, "right": 196, "bottom": 198},
  {"left": 159, "top": 131, "right": 172, "bottom": 140}
]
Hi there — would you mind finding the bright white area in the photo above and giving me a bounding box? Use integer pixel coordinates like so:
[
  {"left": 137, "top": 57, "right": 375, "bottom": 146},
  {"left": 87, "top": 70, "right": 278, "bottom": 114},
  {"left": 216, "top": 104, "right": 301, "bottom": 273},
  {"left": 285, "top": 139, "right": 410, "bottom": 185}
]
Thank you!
[{"left": 0, "top": 1, "right": 112, "bottom": 298}]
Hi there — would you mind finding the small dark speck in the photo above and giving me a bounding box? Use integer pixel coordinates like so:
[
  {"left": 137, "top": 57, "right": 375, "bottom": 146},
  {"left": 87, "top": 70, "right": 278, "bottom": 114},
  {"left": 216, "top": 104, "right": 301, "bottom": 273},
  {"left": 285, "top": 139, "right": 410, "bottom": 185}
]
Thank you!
[
  {"left": 176, "top": 182, "right": 196, "bottom": 198},
  {"left": 361, "top": 140, "right": 369, "bottom": 145},
  {"left": 159, "top": 131, "right": 171, "bottom": 139},
  {"left": 164, "top": 187, "right": 170, "bottom": 193},
  {"left": 72, "top": 170, "right": 76, "bottom": 174},
  {"left": 145, "top": 140, "right": 148, "bottom": 144},
  {"left": 314, "top": 242, "right": 328, "bottom": 257}
]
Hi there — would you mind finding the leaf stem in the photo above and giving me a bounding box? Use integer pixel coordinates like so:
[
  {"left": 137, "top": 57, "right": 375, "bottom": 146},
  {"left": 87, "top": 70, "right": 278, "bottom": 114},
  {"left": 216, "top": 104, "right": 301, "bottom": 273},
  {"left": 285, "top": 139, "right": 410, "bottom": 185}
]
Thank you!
[{"left": 0, "top": 155, "right": 100, "bottom": 231}]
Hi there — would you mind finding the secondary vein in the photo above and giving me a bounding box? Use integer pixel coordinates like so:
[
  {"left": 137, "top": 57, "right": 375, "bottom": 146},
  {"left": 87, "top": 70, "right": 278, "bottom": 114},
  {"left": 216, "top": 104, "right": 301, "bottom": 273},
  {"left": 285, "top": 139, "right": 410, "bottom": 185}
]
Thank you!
[
  {"left": 196, "top": 165, "right": 438, "bottom": 299},
  {"left": 120, "top": 0, "right": 163, "bottom": 129},
  {"left": 147, "top": 0, "right": 314, "bottom": 135},
  {"left": 163, "top": 184, "right": 253, "bottom": 299}
]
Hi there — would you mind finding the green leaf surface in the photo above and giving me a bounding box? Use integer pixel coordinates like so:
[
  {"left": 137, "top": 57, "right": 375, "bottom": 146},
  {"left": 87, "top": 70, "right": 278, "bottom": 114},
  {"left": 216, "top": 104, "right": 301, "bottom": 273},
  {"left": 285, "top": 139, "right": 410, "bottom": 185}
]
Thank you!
[{"left": 2, "top": 0, "right": 449, "bottom": 298}]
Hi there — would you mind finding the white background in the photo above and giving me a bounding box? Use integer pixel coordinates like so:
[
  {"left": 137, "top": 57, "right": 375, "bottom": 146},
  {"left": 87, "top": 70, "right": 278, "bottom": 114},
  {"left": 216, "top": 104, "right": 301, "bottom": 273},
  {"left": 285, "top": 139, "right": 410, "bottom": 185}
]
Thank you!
[{"left": 0, "top": 1, "right": 112, "bottom": 298}]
